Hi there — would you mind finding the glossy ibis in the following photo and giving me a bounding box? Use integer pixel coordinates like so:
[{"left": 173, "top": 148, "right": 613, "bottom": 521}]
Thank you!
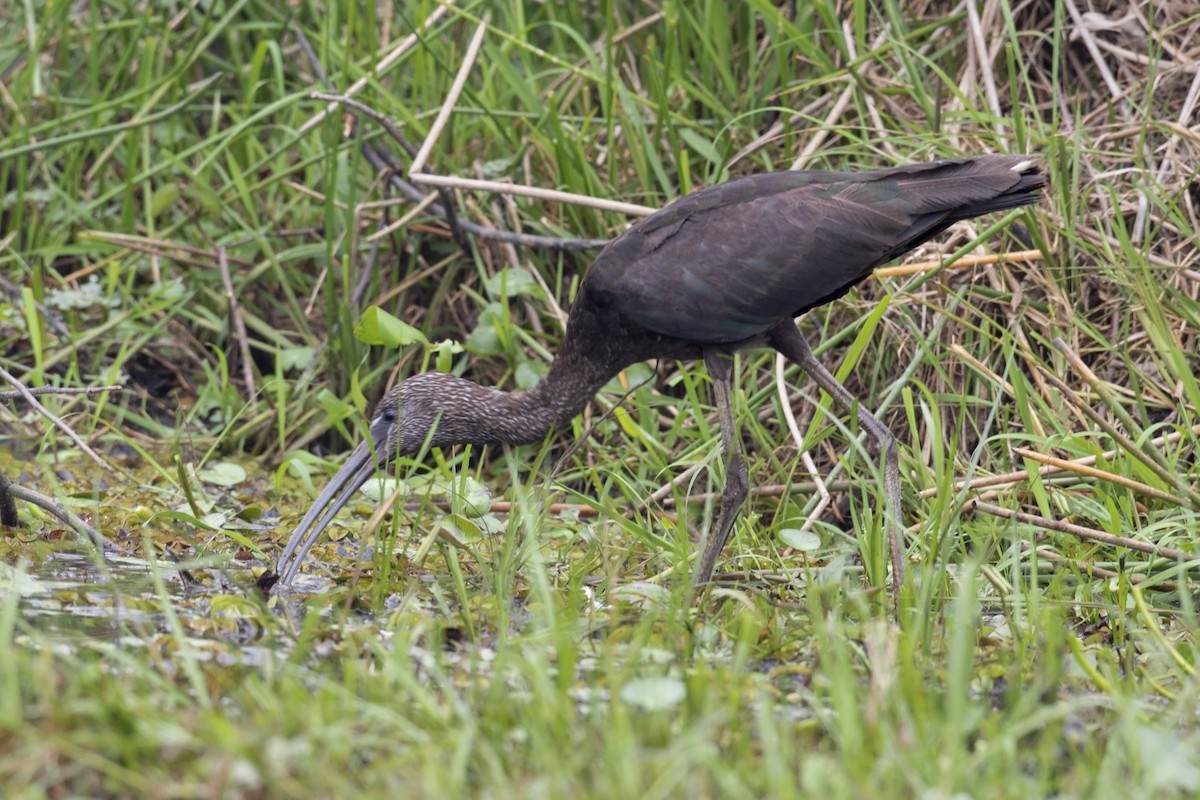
[{"left": 274, "top": 155, "right": 1045, "bottom": 590}]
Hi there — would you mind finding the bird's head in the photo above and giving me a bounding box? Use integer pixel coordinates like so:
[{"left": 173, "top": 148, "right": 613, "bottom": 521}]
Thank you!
[
  {"left": 272, "top": 372, "right": 471, "bottom": 587},
  {"left": 364, "top": 372, "right": 463, "bottom": 463}
]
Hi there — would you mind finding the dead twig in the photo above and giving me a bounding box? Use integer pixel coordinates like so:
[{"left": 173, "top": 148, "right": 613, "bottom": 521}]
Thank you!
[
  {"left": 292, "top": 26, "right": 609, "bottom": 252},
  {"left": 0, "top": 385, "right": 123, "bottom": 403},
  {"left": 1010, "top": 446, "right": 1183, "bottom": 505},
  {"left": 970, "top": 499, "right": 1194, "bottom": 563},
  {"left": 1048, "top": 338, "right": 1200, "bottom": 510},
  {"left": 873, "top": 249, "right": 1043, "bottom": 278},
  {"left": 297, "top": 4, "right": 453, "bottom": 134},
  {"left": 0, "top": 365, "right": 112, "bottom": 471},
  {"left": 218, "top": 247, "right": 257, "bottom": 400},
  {"left": 5, "top": 481, "right": 116, "bottom": 552},
  {"left": 1023, "top": 543, "right": 1169, "bottom": 589}
]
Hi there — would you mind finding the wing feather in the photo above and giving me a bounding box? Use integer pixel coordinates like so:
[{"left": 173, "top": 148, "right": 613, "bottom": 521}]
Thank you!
[{"left": 583, "top": 156, "right": 1044, "bottom": 344}]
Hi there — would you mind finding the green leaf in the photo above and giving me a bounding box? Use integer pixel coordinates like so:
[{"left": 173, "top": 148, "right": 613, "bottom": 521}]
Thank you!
[
  {"left": 359, "top": 477, "right": 402, "bottom": 504},
  {"left": 45, "top": 278, "right": 119, "bottom": 310},
  {"left": 479, "top": 158, "right": 514, "bottom": 179},
  {"left": 278, "top": 346, "right": 316, "bottom": 371},
  {"left": 197, "top": 461, "right": 247, "bottom": 487},
  {"left": 483, "top": 268, "right": 544, "bottom": 300},
  {"left": 354, "top": 306, "right": 428, "bottom": 348},
  {"left": 465, "top": 305, "right": 503, "bottom": 356},
  {"left": 149, "top": 183, "right": 180, "bottom": 218},
  {"left": 432, "top": 339, "right": 464, "bottom": 372},
  {"left": 438, "top": 515, "right": 485, "bottom": 545},
  {"left": 678, "top": 127, "right": 723, "bottom": 167},
  {"left": 210, "top": 594, "right": 263, "bottom": 619},
  {"left": 779, "top": 528, "right": 821, "bottom": 551},
  {"left": 619, "top": 677, "right": 686, "bottom": 711},
  {"left": 610, "top": 582, "right": 671, "bottom": 608},
  {"left": 514, "top": 360, "right": 545, "bottom": 390},
  {"left": 447, "top": 478, "right": 491, "bottom": 518}
]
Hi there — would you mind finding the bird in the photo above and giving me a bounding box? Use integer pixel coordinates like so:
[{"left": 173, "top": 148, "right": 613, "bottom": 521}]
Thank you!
[{"left": 271, "top": 155, "right": 1045, "bottom": 591}]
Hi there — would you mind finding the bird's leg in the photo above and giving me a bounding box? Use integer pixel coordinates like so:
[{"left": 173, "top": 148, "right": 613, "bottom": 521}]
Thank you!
[
  {"left": 768, "top": 322, "right": 905, "bottom": 589},
  {"left": 694, "top": 349, "right": 750, "bottom": 587}
]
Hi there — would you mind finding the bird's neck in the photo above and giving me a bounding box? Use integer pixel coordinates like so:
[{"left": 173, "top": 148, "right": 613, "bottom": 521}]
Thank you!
[
  {"left": 426, "top": 300, "right": 632, "bottom": 448},
  {"left": 424, "top": 353, "right": 619, "bottom": 449}
]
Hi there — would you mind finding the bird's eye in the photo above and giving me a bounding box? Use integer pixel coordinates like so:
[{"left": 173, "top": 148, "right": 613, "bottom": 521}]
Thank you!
[{"left": 378, "top": 408, "right": 397, "bottom": 425}]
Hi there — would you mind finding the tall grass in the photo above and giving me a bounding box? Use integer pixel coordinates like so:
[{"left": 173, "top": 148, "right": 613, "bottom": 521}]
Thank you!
[{"left": 1, "top": 0, "right": 1198, "bottom": 796}]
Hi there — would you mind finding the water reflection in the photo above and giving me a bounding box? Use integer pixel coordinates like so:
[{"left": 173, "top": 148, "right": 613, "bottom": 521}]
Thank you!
[{"left": 2, "top": 552, "right": 268, "bottom": 653}]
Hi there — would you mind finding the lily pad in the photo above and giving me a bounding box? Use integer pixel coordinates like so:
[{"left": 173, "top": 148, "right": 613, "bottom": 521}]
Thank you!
[
  {"left": 779, "top": 528, "right": 821, "bottom": 552},
  {"left": 619, "top": 676, "right": 686, "bottom": 711},
  {"left": 198, "top": 461, "right": 247, "bottom": 487}
]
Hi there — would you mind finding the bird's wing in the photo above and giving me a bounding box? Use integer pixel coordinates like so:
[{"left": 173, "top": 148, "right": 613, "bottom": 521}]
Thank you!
[{"left": 583, "top": 157, "right": 1041, "bottom": 344}]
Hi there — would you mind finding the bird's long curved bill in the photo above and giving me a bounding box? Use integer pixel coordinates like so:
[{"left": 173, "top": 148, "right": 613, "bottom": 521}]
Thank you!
[{"left": 276, "top": 441, "right": 376, "bottom": 586}]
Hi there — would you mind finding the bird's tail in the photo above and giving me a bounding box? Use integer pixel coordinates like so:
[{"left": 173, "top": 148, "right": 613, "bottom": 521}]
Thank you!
[
  {"left": 912, "top": 154, "right": 1046, "bottom": 219},
  {"left": 869, "top": 155, "right": 1045, "bottom": 266}
]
